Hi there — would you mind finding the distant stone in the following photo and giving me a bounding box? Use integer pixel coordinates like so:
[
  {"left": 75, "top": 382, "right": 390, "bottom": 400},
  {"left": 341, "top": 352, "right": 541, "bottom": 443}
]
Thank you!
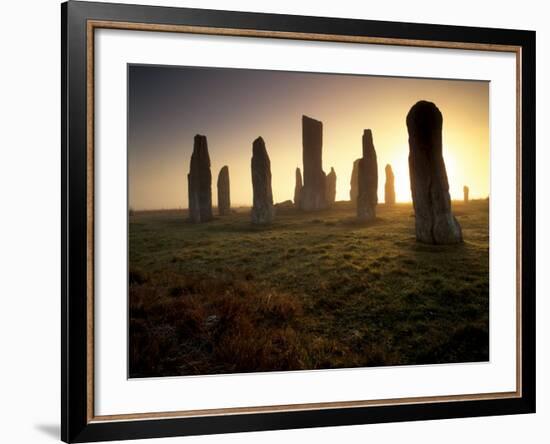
[
  {"left": 294, "top": 167, "right": 303, "bottom": 208},
  {"left": 188, "top": 134, "right": 213, "bottom": 223},
  {"left": 300, "top": 115, "right": 327, "bottom": 210},
  {"left": 325, "top": 167, "right": 337, "bottom": 207},
  {"left": 275, "top": 200, "right": 294, "bottom": 209},
  {"left": 349, "top": 158, "right": 361, "bottom": 206},
  {"left": 217, "top": 166, "right": 230, "bottom": 216},
  {"left": 384, "top": 164, "right": 396, "bottom": 205},
  {"left": 463, "top": 185, "right": 469, "bottom": 203},
  {"left": 357, "top": 129, "right": 378, "bottom": 221},
  {"left": 251, "top": 137, "right": 275, "bottom": 224},
  {"left": 407, "top": 100, "right": 462, "bottom": 244}
]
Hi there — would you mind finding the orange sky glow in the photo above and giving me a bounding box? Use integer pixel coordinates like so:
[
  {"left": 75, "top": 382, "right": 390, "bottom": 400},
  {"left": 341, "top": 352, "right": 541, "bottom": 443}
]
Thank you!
[{"left": 128, "top": 65, "right": 489, "bottom": 210}]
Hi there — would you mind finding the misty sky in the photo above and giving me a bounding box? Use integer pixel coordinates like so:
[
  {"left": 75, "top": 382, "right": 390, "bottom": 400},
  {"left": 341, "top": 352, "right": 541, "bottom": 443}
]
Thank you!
[{"left": 128, "top": 64, "right": 489, "bottom": 210}]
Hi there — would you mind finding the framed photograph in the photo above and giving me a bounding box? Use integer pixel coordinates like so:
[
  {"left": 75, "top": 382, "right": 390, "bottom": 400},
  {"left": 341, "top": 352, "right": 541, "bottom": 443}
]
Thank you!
[{"left": 61, "top": 1, "right": 536, "bottom": 442}]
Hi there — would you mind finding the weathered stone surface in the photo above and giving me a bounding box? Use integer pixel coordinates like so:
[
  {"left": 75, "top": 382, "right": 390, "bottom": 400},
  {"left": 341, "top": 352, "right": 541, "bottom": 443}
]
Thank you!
[
  {"left": 384, "top": 164, "right": 396, "bottom": 205},
  {"left": 217, "top": 165, "right": 230, "bottom": 216},
  {"left": 251, "top": 137, "right": 274, "bottom": 224},
  {"left": 294, "top": 167, "right": 303, "bottom": 208},
  {"left": 407, "top": 100, "right": 463, "bottom": 244},
  {"left": 187, "top": 134, "right": 213, "bottom": 223},
  {"left": 325, "top": 167, "right": 337, "bottom": 207},
  {"left": 463, "top": 185, "right": 469, "bottom": 203},
  {"left": 349, "top": 158, "right": 361, "bottom": 205},
  {"left": 300, "top": 115, "right": 327, "bottom": 210},
  {"left": 357, "top": 130, "right": 378, "bottom": 221}
]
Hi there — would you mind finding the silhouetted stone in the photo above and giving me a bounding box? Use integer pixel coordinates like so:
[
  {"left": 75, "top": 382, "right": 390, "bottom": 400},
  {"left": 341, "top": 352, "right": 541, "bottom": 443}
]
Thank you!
[
  {"left": 463, "top": 186, "right": 469, "bottom": 203},
  {"left": 217, "top": 166, "right": 230, "bottom": 216},
  {"left": 357, "top": 130, "right": 378, "bottom": 221},
  {"left": 349, "top": 158, "right": 361, "bottom": 205},
  {"left": 385, "top": 164, "right": 396, "bottom": 205},
  {"left": 325, "top": 167, "right": 337, "bottom": 207},
  {"left": 251, "top": 137, "right": 274, "bottom": 224},
  {"left": 294, "top": 167, "right": 303, "bottom": 208},
  {"left": 275, "top": 200, "right": 294, "bottom": 209},
  {"left": 407, "top": 100, "right": 462, "bottom": 244},
  {"left": 300, "top": 115, "right": 327, "bottom": 210},
  {"left": 188, "top": 134, "right": 213, "bottom": 223}
]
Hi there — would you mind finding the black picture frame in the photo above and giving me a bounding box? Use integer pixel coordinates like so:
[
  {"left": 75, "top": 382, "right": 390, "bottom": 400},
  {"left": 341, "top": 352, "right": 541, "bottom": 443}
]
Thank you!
[{"left": 61, "top": 1, "right": 536, "bottom": 442}]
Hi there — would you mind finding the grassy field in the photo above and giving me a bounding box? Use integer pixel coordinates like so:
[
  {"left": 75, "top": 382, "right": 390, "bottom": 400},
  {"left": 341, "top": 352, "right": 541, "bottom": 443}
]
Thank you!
[{"left": 129, "top": 200, "right": 489, "bottom": 378}]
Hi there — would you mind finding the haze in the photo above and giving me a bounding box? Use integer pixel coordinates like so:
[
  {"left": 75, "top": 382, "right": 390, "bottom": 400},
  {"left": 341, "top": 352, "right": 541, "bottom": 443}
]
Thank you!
[{"left": 128, "top": 64, "right": 489, "bottom": 210}]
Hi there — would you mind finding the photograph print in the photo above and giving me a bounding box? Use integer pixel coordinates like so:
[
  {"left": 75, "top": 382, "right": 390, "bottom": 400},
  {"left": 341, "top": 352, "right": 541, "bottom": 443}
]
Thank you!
[{"left": 128, "top": 64, "right": 489, "bottom": 378}]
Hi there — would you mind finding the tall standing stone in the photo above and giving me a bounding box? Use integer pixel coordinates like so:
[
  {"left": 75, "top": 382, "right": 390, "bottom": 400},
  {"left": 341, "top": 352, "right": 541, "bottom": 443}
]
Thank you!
[
  {"left": 463, "top": 186, "right": 469, "bottom": 203},
  {"left": 349, "top": 158, "right": 361, "bottom": 205},
  {"left": 217, "top": 166, "right": 230, "bottom": 216},
  {"left": 187, "top": 134, "right": 213, "bottom": 223},
  {"left": 385, "top": 164, "right": 396, "bottom": 205},
  {"left": 357, "top": 130, "right": 378, "bottom": 221},
  {"left": 300, "top": 115, "right": 327, "bottom": 210},
  {"left": 407, "top": 100, "right": 462, "bottom": 244},
  {"left": 325, "top": 167, "right": 337, "bottom": 207},
  {"left": 294, "top": 167, "right": 303, "bottom": 208},
  {"left": 251, "top": 137, "right": 274, "bottom": 224}
]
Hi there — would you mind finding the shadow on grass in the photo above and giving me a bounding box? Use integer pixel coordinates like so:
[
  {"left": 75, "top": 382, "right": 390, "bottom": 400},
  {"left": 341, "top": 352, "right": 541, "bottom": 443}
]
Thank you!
[{"left": 339, "top": 216, "right": 388, "bottom": 227}]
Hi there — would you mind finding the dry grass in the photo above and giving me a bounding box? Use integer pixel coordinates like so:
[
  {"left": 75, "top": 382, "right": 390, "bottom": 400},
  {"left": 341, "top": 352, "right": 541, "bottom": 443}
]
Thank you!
[
  {"left": 129, "top": 270, "right": 335, "bottom": 376},
  {"left": 129, "top": 200, "right": 489, "bottom": 377}
]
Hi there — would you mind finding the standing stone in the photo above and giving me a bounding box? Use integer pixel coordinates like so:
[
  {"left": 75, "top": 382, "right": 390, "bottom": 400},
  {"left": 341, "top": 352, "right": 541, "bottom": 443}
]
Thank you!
[
  {"left": 325, "top": 167, "right": 337, "bottom": 207},
  {"left": 385, "top": 164, "right": 396, "bottom": 205},
  {"left": 251, "top": 137, "right": 274, "bottom": 224},
  {"left": 349, "top": 158, "right": 361, "bottom": 205},
  {"left": 463, "top": 186, "right": 469, "bottom": 203},
  {"left": 217, "top": 166, "right": 230, "bottom": 216},
  {"left": 294, "top": 167, "right": 303, "bottom": 208},
  {"left": 357, "top": 130, "right": 378, "bottom": 221},
  {"left": 300, "top": 115, "right": 327, "bottom": 210},
  {"left": 407, "top": 100, "right": 462, "bottom": 244},
  {"left": 187, "top": 134, "right": 213, "bottom": 223}
]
